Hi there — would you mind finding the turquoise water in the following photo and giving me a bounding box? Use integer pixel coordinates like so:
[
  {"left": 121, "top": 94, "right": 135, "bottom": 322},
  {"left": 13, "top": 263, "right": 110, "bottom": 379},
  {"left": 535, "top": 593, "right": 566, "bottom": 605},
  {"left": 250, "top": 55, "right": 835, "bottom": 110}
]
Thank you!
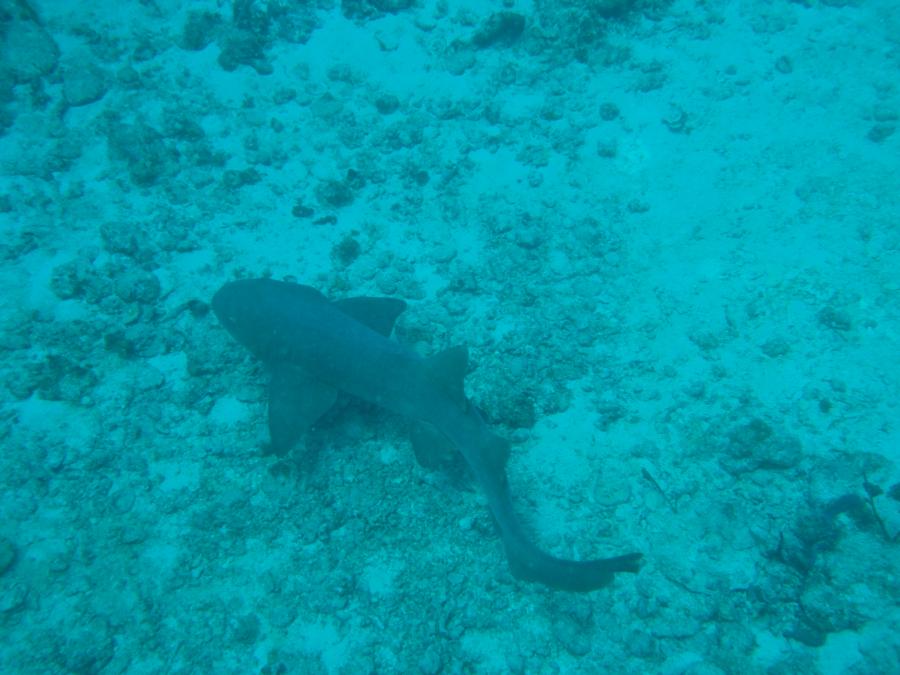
[{"left": 1, "top": 1, "right": 898, "bottom": 673}]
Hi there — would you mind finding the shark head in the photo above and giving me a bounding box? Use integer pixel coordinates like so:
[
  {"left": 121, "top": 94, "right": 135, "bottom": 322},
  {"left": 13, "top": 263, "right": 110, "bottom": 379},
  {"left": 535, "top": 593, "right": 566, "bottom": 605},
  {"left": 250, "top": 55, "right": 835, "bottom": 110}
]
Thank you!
[
  {"left": 211, "top": 278, "right": 329, "bottom": 361},
  {"left": 211, "top": 279, "right": 262, "bottom": 350}
]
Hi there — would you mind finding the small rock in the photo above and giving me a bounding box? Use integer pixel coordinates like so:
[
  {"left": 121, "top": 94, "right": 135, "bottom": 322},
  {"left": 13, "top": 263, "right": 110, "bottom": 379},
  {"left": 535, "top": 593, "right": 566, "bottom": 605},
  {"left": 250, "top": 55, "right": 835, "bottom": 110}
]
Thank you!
[
  {"left": 0, "top": 581, "right": 27, "bottom": 613},
  {"left": 0, "top": 537, "right": 16, "bottom": 575},
  {"left": 1, "top": 19, "right": 59, "bottom": 83},
  {"left": 472, "top": 12, "right": 526, "bottom": 49},
  {"left": 418, "top": 646, "right": 443, "bottom": 674},
  {"left": 553, "top": 615, "right": 592, "bottom": 656},
  {"left": 867, "top": 124, "right": 895, "bottom": 143},
  {"left": 375, "top": 93, "right": 400, "bottom": 115},
  {"left": 63, "top": 60, "right": 107, "bottom": 107}
]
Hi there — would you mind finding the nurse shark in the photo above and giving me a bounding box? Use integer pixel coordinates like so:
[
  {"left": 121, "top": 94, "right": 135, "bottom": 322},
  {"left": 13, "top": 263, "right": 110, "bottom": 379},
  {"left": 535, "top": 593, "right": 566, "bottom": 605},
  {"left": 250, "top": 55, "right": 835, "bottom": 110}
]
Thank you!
[{"left": 212, "top": 278, "right": 642, "bottom": 591}]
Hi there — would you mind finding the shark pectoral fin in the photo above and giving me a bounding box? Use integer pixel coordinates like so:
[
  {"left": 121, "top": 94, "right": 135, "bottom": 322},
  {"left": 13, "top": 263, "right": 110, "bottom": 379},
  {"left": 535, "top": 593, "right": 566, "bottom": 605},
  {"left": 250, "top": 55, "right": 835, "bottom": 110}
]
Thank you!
[
  {"left": 410, "top": 422, "right": 454, "bottom": 469},
  {"left": 268, "top": 367, "right": 337, "bottom": 456},
  {"left": 410, "top": 422, "right": 471, "bottom": 488},
  {"left": 423, "top": 345, "right": 468, "bottom": 408},
  {"left": 333, "top": 296, "right": 407, "bottom": 337}
]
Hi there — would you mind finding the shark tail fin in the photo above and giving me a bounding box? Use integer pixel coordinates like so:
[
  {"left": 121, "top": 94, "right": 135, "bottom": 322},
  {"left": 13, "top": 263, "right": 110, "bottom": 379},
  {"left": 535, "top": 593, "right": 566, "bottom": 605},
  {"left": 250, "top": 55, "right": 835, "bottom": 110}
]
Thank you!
[{"left": 424, "top": 345, "right": 468, "bottom": 408}]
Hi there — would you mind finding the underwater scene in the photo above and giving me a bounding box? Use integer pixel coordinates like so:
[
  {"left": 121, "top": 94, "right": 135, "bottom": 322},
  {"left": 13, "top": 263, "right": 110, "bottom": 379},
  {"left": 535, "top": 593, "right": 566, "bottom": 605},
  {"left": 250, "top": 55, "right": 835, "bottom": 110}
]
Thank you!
[{"left": 1, "top": 0, "right": 898, "bottom": 673}]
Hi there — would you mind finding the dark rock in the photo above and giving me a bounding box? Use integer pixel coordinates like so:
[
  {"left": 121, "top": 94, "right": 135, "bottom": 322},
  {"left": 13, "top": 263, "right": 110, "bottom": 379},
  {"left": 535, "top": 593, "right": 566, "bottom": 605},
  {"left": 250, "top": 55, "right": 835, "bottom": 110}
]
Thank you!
[
  {"left": 1, "top": 18, "right": 59, "bottom": 83},
  {"left": 100, "top": 222, "right": 139, "bottom": 256},
  {"left": 343, "top": 0, "right": 415, "bottom": 21},
  {"left": 785, "top": 620, "right": 826, "bottom": 647},
  {"left": 33, "top": 353, "right": 98, "bottom": 403},
  {"left": 222, "top": 168, "right": 261, "bottom": 190},
  {"left": 867, "top": 124, "right": 895, "bottom": 143},
  {"left": 553, "top": 615, "right": 592, "bottom": 656},
  {"left": 817, "top": 305, "right": 852, "bottom": 331},
  {"left": 375, "top": 93, "right": 400, "bottom": 114},
  {"left": 107, "top": 122, "right": 178, "bottom": 186},
  {"left": 0, "top": 537, "right": 15, "bottom": 575},
  {"left": 472, "top": 12, "right": 526, "bottom": 49},
  {"left": 230, "top": 613, "right": 261, "bottom": 645},
  {"left": 62, "top": 60, "right": 107, "bottom": 107},
  {"left": 114, "top": 269, "right": 161, "bottom": 305},
  {"left": 182, "top": 11, "right": 222, "bottom": 50},
  {"left": 164, "top": 113, "right": 205, "bottom": 141},
  {"left": 592, "top": 0, "right": 639, "bottom": 18},
  {"left": 760, "top": 337, "right": 791, "bottom": 357},
  {"left": 292, "top": 201, "right": 314, "bottom": 218},
  {"left": 218, "top": 29, "right": 272, "bottom": 74},
  {"left": 599, "top": 102, "right": 620, "bottom": 120},
  {"left": 316, "top": 179, "right": 354, "bottom": 208},
  {"left": 58, "top": 618, "right": 114, "bottom": 673},
  {"left": 332, "top": 236, "right": 361, "bottom": 266},
  {"left": 51, "top": 260, "right": 89, "bottom": 299},
  {"left": 105, "top": 330, "right": 138, "bottom": 359},
  {"left": 721, "top": 418, "right": 803, "bottom": 473}
]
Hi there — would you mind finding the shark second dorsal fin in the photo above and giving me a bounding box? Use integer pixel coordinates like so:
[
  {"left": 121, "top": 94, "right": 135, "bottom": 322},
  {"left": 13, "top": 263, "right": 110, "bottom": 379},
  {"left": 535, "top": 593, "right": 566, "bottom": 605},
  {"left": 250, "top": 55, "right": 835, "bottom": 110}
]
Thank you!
[
  {"left": 424, "top": 345, "right": 468, "bottom": 408},
  {"left": 333, "top": 297, "right": 407, "bottom": 337}
]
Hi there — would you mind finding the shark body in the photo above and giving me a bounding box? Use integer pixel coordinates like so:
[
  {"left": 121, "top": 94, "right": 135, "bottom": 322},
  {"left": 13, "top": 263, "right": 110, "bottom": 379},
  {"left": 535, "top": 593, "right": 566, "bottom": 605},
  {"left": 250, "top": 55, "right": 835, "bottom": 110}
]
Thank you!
[{"left": 212, "top": 278, "right": 641, "bottom": 591}]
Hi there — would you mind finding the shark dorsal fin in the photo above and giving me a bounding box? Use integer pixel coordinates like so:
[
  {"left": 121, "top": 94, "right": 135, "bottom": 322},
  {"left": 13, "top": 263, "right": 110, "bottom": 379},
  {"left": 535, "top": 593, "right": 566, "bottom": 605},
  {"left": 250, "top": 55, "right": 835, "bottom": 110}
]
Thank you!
[
  {"left": 333, "top": 297, "right": 407, "bottom": 337},
  {"left": 424, "top": 345, "right": 468, "bottom": 407}
]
